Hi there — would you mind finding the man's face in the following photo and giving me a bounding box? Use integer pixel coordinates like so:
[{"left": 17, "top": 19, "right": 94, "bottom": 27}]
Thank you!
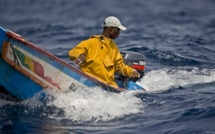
[{"left": 109, "top": 27, "right": 120, "bottom": 39}]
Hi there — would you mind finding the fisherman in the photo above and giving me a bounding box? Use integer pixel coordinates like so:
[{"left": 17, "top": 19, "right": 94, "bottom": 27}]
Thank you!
[{"left": 68, "top": 16, "right": 140, "bottom": 89}]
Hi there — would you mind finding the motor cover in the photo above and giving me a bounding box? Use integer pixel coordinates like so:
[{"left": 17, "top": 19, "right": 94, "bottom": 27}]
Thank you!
[{"left": 115, "top": 51, "right": 146, "bottom": 88}]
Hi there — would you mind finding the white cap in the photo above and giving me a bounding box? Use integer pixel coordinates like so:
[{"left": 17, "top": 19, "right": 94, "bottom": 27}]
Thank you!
[{"left": 103, "top": 16, "right": 126, "bottom": 30}]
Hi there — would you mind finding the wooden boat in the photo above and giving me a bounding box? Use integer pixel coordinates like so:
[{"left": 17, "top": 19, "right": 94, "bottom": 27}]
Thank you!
[{"left": 0, "top": 26, "right": 145, "bottom": 101}]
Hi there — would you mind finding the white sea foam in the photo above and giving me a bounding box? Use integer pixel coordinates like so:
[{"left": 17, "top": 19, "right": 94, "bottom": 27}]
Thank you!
[
  {"left": 45, "top": 87, "right": 145, "bottom": 122},
  {"left": 139, "top": 67, "right": 215, "bottom": 92}
]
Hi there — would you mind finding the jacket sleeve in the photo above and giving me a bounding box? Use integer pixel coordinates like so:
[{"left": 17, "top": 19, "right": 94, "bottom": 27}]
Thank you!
[
  {"left": 114, "top": 49, "right": 133, "bottom": 77},
  {"left": 68, "top": 40, "right": 88, "bottom": 61}
]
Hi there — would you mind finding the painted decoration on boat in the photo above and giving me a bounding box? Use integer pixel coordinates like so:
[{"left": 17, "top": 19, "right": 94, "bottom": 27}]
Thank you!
[{"left": 2, "top": 39, "right": 87, "bottom": 91}]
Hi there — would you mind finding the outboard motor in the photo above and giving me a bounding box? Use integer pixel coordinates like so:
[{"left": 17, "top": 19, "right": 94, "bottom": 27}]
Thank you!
[{"left": 115, "top": 51, "right": 146, "bottom": 89}]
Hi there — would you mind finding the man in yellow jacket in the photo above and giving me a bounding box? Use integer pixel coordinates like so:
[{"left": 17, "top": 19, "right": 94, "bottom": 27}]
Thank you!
[{"left": 69, "top": 16, "right": 140, "bottom": 89}]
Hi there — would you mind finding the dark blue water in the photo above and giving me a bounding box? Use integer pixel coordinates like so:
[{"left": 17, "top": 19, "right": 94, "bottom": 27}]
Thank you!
[{"left": 1, "top": 0, "right": 215, "bottom": 133}]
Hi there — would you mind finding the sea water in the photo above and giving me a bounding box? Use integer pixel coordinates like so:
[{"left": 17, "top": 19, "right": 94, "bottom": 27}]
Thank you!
[{"left": 1, "top": 0, "right": 215, "bottom": 133}]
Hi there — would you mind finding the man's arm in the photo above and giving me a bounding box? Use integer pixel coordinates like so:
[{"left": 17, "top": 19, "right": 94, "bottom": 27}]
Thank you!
[
  {"left": 69, "top": 41, "right": 88, "bottom": 62},
  {"left": 73, "top": 54, "right": 86, "bottom": 66}
]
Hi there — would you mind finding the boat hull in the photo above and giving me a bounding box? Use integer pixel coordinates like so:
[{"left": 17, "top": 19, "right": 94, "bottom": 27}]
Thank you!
[{"left": 0, "top": 26, "right": 144, "bottom": 101}]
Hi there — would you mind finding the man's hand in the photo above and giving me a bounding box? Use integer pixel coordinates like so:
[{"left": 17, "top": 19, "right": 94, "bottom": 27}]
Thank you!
[
  {"left": 74, "top": 54, "right": 86, "bottom": 66},
  {"left": 130, "top": 69, "right": 140, "bottom": 78}
]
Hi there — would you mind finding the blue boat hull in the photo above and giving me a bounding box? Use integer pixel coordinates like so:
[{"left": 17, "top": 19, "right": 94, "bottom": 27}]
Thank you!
[{"left": 0, "top": 26, "right": 145, "bottom": 101}]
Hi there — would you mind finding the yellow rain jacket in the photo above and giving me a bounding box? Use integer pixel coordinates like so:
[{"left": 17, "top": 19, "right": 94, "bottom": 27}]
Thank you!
[{"left": 69, "top": 35, "right": 133, "bottom": 88}]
